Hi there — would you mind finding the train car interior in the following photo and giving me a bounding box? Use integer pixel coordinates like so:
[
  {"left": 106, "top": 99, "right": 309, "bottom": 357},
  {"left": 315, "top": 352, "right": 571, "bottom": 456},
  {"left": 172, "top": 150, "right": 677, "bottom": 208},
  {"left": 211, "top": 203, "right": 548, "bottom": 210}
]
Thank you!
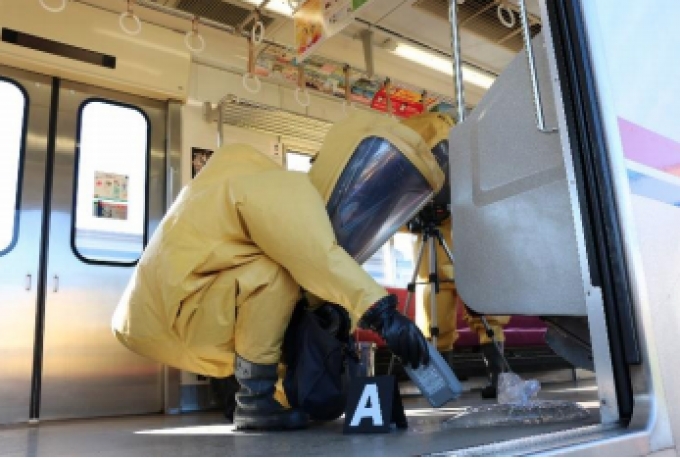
[{"left": 0, "top": 0, "right": 648, "bottom": 456}]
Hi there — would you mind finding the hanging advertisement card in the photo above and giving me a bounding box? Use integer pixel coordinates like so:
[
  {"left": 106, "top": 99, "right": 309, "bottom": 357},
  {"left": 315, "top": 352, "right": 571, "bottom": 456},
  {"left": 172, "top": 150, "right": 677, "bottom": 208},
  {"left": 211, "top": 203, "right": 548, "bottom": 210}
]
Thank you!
[
  {"left": 370, "top": 87, "right": 426, "bottom": 118},
  {"left": 253, "top": 47, "right": 452, "bottom": 118},
  {"left": 294, "top": 0, "right": 325, "bottom": 62},
  {"left": 294, "top": 0, "right": 374, "bottom": 62}
]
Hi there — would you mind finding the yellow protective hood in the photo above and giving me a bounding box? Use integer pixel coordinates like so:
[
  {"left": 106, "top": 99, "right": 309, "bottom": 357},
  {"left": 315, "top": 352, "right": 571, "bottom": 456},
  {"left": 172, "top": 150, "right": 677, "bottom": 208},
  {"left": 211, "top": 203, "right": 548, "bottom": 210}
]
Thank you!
[
  {"left": 400, "top": 112, "right": 455, "bottom": 150},
  {"left": 308, "top": 111, "right": 445, "bottom": 203}
]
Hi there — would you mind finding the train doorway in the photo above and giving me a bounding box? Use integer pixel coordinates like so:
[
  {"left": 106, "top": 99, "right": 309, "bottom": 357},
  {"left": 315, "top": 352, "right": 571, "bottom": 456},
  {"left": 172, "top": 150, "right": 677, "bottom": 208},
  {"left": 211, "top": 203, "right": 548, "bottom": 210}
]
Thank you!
[{"left": 0, "top": 64, "right": 166, "bottom": 424}]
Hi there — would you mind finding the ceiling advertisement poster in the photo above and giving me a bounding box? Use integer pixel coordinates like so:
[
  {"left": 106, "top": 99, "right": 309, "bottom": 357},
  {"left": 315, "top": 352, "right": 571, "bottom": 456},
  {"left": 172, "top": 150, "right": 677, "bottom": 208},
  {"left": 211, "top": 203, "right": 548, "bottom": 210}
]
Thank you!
[
  {"left": 252, "top": 47, "right": 455, "bottom": 118},
  {"left": 294, "top": 0, "right": 374, "bottom": 62}
]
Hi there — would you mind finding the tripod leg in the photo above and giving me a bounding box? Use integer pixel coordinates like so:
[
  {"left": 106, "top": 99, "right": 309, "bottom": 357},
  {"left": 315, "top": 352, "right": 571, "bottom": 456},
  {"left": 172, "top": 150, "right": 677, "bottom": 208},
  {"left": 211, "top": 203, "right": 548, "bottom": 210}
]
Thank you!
[
  {"left": 480, "top": 316, "right": 512, "bottom": 373},
  {"left": 431, "top": 229, "right": 456, "bottom": 368},
  {"left": 403, "top": 234, "right": 428, "bottom": 318},
  {"left": 428, "top": 235, "right": 440, "bottom": 349},
  {"left": 435, "top": 230, "right": 512, "bottom": 380},
  {"left": 388, "top": 233, "right": 429, "bottom": 376},
  {"left": 435, "top": 230, "right": 456, "bottom": 266}
]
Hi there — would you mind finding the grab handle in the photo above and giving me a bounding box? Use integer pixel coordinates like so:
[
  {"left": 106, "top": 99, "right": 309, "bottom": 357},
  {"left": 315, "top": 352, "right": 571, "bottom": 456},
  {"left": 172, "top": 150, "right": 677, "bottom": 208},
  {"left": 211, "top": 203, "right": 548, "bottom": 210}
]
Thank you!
[
  {"left": 38, "top": 0, "right": 67, "bottom": 13},
  {"left": 518, "top": 0, "right": 557, "bottom": 133},
  {"left": 242, "top": 35, "right": 261, "bottom": 94},
  {"left": 295, "top": 87, "right": 310, "bottom": 107}
]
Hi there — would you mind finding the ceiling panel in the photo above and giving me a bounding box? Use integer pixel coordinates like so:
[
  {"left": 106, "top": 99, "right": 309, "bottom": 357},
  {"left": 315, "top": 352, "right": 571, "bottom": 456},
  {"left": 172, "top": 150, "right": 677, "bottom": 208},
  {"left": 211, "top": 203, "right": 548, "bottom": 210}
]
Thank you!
[
  {"left": 174, "top": 0, "right": 274, "bottom": 27},
  {"left": 351, "top": 0, "right": 541, "bottom": 74}
]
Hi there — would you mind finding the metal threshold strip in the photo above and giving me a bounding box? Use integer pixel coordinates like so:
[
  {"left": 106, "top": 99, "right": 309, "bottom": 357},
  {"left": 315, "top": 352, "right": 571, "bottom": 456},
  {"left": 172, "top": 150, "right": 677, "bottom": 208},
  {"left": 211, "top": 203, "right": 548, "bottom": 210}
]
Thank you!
[{"left": 425, "top": 423, "right": 625, "bottom": 457}]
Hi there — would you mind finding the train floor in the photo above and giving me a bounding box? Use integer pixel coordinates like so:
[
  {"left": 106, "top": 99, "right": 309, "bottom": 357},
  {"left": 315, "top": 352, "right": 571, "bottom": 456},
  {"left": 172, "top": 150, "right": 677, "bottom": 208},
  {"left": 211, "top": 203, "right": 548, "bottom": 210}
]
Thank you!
[{"left": 0, "top": 371, "right": 600, "bottom": 457}]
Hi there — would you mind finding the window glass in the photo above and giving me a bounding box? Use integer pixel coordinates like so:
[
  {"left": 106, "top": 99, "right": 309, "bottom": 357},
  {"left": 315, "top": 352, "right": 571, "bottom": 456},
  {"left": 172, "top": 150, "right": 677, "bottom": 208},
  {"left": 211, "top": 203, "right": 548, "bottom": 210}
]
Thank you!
[
  {"left": 363, "top": 232, "right": 417, "bottom": 287},
  {"left": 0, "top": 80, "right": 26, "bottom": 254},
  {"left": 73, "top": 100, "right": 148, "bottom": 263},
  {"left": 285, "top": 151, "right": 313, "bottom": 172}
]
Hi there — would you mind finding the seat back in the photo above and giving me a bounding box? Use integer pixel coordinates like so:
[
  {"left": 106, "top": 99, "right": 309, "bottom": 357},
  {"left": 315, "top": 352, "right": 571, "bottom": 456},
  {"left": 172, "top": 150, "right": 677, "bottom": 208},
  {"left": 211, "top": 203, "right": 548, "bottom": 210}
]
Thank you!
[{"left": 448, "top": 32, "right": 589, "bottom": 316}]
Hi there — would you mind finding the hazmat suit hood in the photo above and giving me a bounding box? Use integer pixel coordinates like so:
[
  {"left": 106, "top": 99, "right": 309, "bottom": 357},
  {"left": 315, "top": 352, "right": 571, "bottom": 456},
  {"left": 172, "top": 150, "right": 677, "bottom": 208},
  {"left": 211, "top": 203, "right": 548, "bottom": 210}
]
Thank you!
[
  {"left": 400, "top": 112, "right": 456, "bottom": 211},
  {"left": 308, "top": 111, "right": 445, "bottom": 263}
]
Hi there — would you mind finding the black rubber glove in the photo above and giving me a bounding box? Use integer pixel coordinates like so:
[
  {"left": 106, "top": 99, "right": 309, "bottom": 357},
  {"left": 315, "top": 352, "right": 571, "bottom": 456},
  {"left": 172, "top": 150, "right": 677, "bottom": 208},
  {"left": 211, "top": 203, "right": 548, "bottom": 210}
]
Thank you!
[
  {"left": 313, "top": 302, "right": 343, "bottom": 338},
  {"left": 359, "top": 294, "right": 430, "bottom": 369}
]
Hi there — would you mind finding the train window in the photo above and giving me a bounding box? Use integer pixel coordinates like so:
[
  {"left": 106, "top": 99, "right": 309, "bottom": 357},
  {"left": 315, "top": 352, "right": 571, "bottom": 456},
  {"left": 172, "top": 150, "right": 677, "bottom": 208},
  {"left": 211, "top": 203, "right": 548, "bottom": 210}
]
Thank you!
[
  {"left": 0, "top": 79, "right": 26, "bottom": 255},
  {"left": 363, "top": 232, "right": 417, "bottom": 287},
  {"left": 72, "top": 100, "right": 149, "bottom": 264},
  {"left": 285, "top": 151, "right": 313, "bottom": 172}
]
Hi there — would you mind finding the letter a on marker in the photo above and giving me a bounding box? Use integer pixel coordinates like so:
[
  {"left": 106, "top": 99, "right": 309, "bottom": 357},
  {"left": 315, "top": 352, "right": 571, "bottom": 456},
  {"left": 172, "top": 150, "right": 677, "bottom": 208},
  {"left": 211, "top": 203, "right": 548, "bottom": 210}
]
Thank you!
[{"left": 350, "top": 383, "right": 383, "bottom": 427}]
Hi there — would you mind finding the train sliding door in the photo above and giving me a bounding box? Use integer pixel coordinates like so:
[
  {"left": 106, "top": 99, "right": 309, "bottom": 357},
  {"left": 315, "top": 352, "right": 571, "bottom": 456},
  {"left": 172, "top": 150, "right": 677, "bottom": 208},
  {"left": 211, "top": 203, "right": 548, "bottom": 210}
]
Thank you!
[
  {"left": 39, "top": 77, "right": 166, "bottom": 420},
  {"left": 0, "top": 66, "right": 50, "bottom": 425},
  {"left": 0, "top": 64, "right": 166, "bottom": 423}
]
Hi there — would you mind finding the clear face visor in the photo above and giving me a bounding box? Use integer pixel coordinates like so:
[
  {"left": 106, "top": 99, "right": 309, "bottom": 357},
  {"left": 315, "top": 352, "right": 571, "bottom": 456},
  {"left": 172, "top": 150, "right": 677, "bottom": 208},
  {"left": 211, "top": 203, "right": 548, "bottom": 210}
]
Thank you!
[{"left": 326, "top": 136, "right": 436, "bottom": 263}]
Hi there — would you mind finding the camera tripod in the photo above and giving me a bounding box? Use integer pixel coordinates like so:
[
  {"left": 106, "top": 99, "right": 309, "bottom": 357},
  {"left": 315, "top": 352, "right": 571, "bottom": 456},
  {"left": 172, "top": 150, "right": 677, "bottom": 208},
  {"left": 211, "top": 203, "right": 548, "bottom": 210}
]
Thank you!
[{"left": 386, "top": 219, "right": 511, "bottom": 375}]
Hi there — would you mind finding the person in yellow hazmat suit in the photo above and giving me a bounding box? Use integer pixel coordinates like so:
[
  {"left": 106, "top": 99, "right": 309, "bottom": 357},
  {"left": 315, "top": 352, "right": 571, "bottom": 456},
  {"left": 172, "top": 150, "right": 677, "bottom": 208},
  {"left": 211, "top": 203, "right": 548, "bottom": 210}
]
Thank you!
[
  {"left": 112, "top": 111, "right": 446, "bottom": 431},
  {"left": 400, "top": 113, "right": 511, "bottom": 399}
]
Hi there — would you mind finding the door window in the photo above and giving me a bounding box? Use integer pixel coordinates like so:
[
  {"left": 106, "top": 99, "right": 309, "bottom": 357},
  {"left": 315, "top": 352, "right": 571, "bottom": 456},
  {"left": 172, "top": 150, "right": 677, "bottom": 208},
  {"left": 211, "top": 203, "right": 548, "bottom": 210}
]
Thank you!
[
  {"left": 285, "top": 151, "right": 313, "bottom": 172},
  {"left": 73, "top": 99, "right": 149, "bottom": 264},
  {"left": 363, "top": 232, "right": 417, "bottom": 287},
  {"left": 0, "top": 78, "right": 27, "bottom": 255}
]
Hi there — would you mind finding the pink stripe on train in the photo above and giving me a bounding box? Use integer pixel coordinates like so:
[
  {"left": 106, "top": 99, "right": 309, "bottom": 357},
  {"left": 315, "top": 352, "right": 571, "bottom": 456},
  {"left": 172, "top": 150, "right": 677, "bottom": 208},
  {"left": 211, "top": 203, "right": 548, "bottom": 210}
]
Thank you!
[{"left": 618, "top": 117, "right": 680, "bottom": 178}]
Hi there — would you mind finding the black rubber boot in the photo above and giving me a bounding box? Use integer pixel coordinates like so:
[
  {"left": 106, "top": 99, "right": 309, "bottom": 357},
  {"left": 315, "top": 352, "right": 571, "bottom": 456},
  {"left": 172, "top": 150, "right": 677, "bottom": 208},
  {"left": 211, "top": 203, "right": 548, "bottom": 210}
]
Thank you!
[
  {"left": 233, "top": 355, "right": 309, "bottom": 430},
  {"left": 480, "top": 343, "right": 504, "bottom": 400},
  {"left": 210, "top": 376, "right": 240, "bottom": 422}
]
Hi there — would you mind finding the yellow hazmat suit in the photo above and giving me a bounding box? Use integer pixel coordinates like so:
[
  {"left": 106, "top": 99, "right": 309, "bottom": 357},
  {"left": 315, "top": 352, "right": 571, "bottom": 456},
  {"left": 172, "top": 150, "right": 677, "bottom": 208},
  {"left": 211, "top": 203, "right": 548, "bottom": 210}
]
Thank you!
[
  {"left": 399, "top": 113, "right": 510, "bottom": 352},
  {"left": 112, "top": 111, "right": 443, "bottom": 379}
]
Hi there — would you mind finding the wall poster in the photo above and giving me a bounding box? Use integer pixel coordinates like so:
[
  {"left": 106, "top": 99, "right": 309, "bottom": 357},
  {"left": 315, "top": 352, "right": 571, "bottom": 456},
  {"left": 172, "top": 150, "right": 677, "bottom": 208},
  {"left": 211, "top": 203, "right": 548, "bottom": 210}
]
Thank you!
[
  {"left": 192, "top": 147, "right": 214, "bottom": 178},
  {"left": 93, "top": 171, "right": 129, "bottom": 220}
]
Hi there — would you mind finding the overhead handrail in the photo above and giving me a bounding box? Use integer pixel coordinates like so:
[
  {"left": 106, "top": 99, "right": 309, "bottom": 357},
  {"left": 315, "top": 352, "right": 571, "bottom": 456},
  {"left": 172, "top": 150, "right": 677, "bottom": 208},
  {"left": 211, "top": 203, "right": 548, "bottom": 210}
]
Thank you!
[
  {"left": 184, "top": 16, "right": 205, "bottom": 53},
  {"left": 119, "top": 0, "right": 142, "bottom": 36},
  {"left": 518, "top": 0, "right": 557, "bottom": 133},
  {"left": 38, "top": 0, "right": 67, "bottom": 13}
]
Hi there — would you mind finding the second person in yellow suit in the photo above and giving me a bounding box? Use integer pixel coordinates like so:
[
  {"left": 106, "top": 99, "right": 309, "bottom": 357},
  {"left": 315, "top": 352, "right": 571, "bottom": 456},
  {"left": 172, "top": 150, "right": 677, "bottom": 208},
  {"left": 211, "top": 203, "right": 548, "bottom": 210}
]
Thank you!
[{"left": 400, "top": 113, "right": 510, "bottom": 399}]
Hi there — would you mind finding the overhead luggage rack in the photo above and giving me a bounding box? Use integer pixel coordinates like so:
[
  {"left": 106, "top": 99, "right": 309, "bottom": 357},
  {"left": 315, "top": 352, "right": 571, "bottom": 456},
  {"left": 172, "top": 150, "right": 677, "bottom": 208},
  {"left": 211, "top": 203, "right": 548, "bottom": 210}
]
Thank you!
[{"left": 206, "top": 95, "right": 334, "bottom": 154}]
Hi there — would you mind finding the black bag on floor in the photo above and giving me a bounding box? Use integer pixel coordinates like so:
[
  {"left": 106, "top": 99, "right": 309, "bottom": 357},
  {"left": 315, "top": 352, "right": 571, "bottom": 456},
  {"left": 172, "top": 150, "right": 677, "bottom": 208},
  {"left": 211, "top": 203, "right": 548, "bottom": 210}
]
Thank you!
[{"left": 282, "top": 299, "right": 362, "bottom": 422}]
